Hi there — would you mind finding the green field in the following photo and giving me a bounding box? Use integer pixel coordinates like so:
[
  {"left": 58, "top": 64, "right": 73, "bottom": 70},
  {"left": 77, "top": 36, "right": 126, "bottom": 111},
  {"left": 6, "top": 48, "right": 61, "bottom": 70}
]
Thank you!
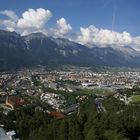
[
  {"left": 74, "top": 88, "right": 115, "bottom": 96},
  {"left": 131, "top": 95, "right": 140, "bottom": 103}
]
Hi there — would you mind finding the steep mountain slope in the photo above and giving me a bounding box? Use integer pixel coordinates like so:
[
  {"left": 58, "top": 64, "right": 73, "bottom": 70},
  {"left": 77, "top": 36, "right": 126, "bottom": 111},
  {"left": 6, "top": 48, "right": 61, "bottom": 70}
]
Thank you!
[
  {"left": 0, "top": 30, "right": 140, "bottom": 71},
  {"left": 0, "top": 30, "right": 35, "bottom": 70},
  {"left": 24, "top": 33, "right": 140, "bottom": 67}
]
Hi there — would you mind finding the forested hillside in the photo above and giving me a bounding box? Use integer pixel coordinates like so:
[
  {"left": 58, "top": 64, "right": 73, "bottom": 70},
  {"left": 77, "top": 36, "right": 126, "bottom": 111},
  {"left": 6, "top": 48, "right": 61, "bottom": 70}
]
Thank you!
[{"left": 1, "top": 95, "right": 140, "bottom": 140}]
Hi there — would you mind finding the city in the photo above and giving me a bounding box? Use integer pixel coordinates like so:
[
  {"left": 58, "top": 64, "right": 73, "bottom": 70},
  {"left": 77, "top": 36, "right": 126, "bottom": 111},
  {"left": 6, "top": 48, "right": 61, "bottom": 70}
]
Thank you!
[
  {"left": 0, "top": 0, "right": 140, "bottom": 139},
  {"left": 0, "top": 67, "right": 140, "bottom": 139}
]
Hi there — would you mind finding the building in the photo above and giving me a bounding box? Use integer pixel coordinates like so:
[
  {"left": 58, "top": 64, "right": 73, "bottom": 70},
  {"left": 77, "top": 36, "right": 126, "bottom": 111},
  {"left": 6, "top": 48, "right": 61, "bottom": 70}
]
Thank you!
[
  {"left": 5, "top": 96, "right": 26, "bottom": 110},
  {"left": 48, "top": 111, "right": 65, "bottom": 120},
  {"left": 63, "top": 104, "right": 79, "bottom": 115},
  {"left": 0, "top": 128, "right": 16, "bottom": 140}
]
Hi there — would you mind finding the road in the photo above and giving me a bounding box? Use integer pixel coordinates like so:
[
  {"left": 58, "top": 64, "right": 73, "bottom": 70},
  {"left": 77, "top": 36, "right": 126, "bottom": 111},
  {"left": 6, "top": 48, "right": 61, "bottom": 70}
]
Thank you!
[{"left": 95, "top": 98, "right": 107, "bottom": 113}]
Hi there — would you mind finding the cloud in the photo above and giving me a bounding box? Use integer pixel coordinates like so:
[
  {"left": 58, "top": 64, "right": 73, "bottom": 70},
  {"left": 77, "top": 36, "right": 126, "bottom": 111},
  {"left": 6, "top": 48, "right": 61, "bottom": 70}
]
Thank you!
[
  {"left": 17, "top": 8, "right": 52, "bottom": 31},
  {"left": 17, "top": 8, "right": 52, "bottom": 35},
  {"left": 0, "top": 10, "right": 18, "bottom": 32},
  {"left": 0, "top": 8, "right": 52, "bottom": 35},
  {"left": 50, "top": 17, "right": 72, "bottom": 37},
  {"left": 0, "top": 10, "right": 18, "bottom": 21},
  {"left": 0, "top": 9, "right": 72, "bottom": 37},
  {"left": 0, "top": 20, "right": 16, "bottom": 32},
  {"left": 77, "top": 25, "right": 134, "bottom": 48},
  {"left": 133, "top": 37, "right": 140, "bottom": 51},
  {"left": 1, "top": 9, "right": 140, "bottom": 52}
]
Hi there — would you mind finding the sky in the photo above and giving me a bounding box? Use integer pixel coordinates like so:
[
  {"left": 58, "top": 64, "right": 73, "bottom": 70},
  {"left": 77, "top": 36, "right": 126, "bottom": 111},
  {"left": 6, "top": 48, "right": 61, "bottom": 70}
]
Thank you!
[{"left": 0, "top": 0, "right": 140, "bottom": 50}]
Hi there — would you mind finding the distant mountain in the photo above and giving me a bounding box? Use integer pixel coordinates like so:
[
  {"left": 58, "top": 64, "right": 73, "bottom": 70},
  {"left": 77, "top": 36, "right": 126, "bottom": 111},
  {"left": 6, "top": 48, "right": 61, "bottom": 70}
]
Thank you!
[
  {"left": 0, "top": 29, "right": 140, "bottom": 71},
  {"left": 0, "top": 30, "right": 35, "bottom": 71}
]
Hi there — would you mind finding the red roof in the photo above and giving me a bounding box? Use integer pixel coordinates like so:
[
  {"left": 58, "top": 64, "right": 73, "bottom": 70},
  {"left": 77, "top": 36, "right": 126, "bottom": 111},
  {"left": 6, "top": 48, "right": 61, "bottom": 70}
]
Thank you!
[
  {"left": 48, "top": 112, "right": 65, "bottom": 120},
  {"left": 7, "top": 96, "right": 26, "bottom": 108}
]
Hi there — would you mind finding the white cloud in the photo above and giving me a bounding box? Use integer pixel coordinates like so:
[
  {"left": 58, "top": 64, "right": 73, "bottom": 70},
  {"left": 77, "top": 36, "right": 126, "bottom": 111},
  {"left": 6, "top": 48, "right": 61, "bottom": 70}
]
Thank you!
[
  {"left": 133, "top": 37, "right": 140, "bottom": 45},
  {"left": 0, "top": 19, "right": 16, "bottom": 32},
  {"left": 17, "top": 8, "right": 52, "bottom": 35},
  {"left": 0, "top": 10, "right": 18, "bottom": 32},
  {"left": 133, "top": 37, "right": 140, "bottom": 51},
  {"left": 77, "top": 25, "right": 134, "bottom": 48},
  {"left": 50, "top": 17, "right": 72, "bottom": 37},
  {"left": 17, "top": 8, "right": 52, "bottom": 30},
  {"left": 0, "top": 9, "right": 72, "bottom": 37},
  {"left": 0, "top": 8, "right": 52, "bottom": 35},
  {"left": 1, "top": 9, "right": 140, "bottom": 51},
  {"left": 0, "top": 10, "right": 18, "bottom": 21}
]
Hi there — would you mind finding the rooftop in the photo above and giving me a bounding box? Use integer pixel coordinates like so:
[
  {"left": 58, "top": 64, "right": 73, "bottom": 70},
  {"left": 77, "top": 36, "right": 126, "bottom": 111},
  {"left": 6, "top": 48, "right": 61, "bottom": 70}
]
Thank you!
[
  {"left": 0, "top": 128, "right": 11, "bottom": 140},
  {"left": 48, "top": 112, "right": 65, "bottom": 120}
]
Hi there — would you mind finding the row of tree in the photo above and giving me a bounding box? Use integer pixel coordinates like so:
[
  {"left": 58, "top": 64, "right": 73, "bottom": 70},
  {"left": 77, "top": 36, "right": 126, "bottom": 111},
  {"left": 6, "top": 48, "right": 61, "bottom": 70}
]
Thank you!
[{"left": 1, "top": 93, "right": 140, "bottom": 140}]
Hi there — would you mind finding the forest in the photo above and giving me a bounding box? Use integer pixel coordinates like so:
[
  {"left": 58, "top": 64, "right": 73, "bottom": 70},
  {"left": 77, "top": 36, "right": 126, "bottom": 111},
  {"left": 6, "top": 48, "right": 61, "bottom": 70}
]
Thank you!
[{"left": 1, "top": 93, "right": 140, "bottom": 140}]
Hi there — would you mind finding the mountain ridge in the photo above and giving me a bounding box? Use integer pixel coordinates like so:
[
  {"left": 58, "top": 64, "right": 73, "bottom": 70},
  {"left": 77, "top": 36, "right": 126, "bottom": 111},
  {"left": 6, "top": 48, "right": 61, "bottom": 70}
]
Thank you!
[{"left": 0, "top": 29, "right": 140, "bottom": 71}]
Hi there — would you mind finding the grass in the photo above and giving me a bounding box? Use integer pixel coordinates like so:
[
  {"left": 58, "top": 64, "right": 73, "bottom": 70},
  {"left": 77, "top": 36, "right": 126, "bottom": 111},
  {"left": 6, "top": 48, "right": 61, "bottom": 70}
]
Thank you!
[
  {"left": 131, "top": 95, "right": 140, "bottom": 103},
  {"left": 75, "top": 88, "right": 115, "bottom": 96},
  {"left": 92, "top": 88, "right": 115, "bottom": 96}
]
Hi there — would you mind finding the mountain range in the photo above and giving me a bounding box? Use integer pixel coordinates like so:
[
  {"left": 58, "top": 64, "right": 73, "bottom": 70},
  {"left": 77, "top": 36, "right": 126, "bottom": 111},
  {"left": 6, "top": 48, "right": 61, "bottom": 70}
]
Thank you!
[{"left": 0, "top": 29, "right": 140, "bottom": 71}]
